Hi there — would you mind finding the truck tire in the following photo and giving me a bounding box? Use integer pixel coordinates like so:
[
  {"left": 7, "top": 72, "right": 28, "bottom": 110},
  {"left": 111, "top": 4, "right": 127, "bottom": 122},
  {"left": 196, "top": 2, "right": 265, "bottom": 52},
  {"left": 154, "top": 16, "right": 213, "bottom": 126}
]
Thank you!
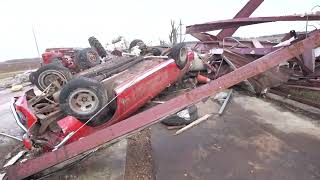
[
  {"left": 59, "top": 77, "right": 108, "bottom": 124},
  {"left": 29, "top": 72, "right": 36, "bottom": 84},
  {"left": 169, "top": 43, "right": 188, "bottom": 69},
  {"left": 151, "top": 47, "right": 162, "bottom": 56},
  {"left": 33, "top": 64, "right": 72, "bottom": 91},
  {"left": 129, "top": 39, "right": 144, "bottom": 50},
  {"left": 75, "top": 48, "right": 101, "bottom": 70},
  {"left": 88, "top": 36, "right": 107, "bottom": 58}
]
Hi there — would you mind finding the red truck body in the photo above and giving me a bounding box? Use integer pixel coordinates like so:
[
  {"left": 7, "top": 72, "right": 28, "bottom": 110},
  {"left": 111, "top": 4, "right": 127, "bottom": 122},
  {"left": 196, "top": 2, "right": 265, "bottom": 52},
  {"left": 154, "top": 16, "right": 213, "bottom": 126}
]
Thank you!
[
  {"left": 41, "top": 48, "right": 79, "bottom": 70},
  {"left": 13, "top": 52, "right": 194, "bottom": 149}
]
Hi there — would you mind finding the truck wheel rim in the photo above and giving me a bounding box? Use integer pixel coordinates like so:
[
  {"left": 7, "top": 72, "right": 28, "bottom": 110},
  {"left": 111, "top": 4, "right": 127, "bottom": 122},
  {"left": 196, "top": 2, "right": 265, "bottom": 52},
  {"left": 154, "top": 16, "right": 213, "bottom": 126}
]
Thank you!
[
  {"left": 87, "top": 52, "right": 97, "bottom": 62},
  {"left": 39, "top": 70, "right": 67, "bottom": 90},
  {"left": 68, "top": 88, "right": 99, "bottom": 115}
]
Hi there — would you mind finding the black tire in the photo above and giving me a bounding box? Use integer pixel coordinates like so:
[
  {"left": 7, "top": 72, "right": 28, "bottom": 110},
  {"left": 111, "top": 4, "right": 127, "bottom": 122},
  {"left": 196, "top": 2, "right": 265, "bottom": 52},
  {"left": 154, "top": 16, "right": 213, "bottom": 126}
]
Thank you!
[
  {"left": 75, "top": 48, "right": 101, "bottom": 70},
  {"left": 59, "top": 77, "right": 108, "bottom": 124},
  {"left": 161, "top": 105, "right": 198, "bottom": 126},
  {"left": 169, "top": 42, "right": 188, "bottom": 69},
  {"left": 88, "top": 36, "right": 107, "bottom": 58},
  {"left": 29, "top": 72, "right": 36, "bottom": 84},
  {"left": 33, "top": 64, "right": 72, "bottom": 91},
  {"left": 151, "top": 47, "right": 162, "bottom": 56},
  {"left": 129, "top": 39, "right": 144, "bottom": 50}
]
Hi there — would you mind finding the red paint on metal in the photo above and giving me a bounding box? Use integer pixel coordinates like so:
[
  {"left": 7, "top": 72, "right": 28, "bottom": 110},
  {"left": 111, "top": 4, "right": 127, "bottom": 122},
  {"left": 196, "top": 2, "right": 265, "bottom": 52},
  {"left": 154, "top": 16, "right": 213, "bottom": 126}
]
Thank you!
[
  {"left": 15, "top": 95, "right": 37, "bottom": 129},
  {"left": 194, "top": 40, "right": 278, "bottom": 53},
  {"left": 57, "top": 55, "right": 193, "bottom": 144},
  {"left": 217, "top": 0, "right": 264, "bottom": 39},
  {"left": 7, "top": 32, "right": 320, "bottom": 180},
  {"left": 186, "top": 15, "right": 320, "bottom": 34},
  {"left": 22, "top": 136, "right": 32, "bottom": 150},
  {"left": 230, "top": 47, "right": 281, "bottom": 56},
  {"left": 191, "top": 32, "right": 219, "bottom": 42}
]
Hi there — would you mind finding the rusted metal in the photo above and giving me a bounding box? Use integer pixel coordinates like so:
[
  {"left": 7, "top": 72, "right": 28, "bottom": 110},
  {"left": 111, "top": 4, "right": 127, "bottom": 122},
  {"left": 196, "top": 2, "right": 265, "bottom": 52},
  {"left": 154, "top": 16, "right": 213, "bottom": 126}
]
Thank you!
[
  {"left": 217, "top": 0, "right": 264, "bottom": 39},
  {"left": 230, "top": 47, "right": 281, "bottom": 56},
  {"left": 251, "top": 39, "right": 264, "bottom": 48},
  {"left": 302, "top": 44, "right": 316, "bottom": 73},
  {"left": 191, "top": 32, "right": 219, "bottom": 42},
  {"left": 191, "top": 0, "right": 264, "bottom": 41},
  {"left": 222, "top": 50, "right": 289, "bottom": 93},
  {"left": 193, "top": 39, "right": 278, "bottom": 53},
  {"left": 6, "top": 32, "right": 320, "bottom": 180},
  {"left": 186, "top": 15, "right": 320, "bottom": 34}
]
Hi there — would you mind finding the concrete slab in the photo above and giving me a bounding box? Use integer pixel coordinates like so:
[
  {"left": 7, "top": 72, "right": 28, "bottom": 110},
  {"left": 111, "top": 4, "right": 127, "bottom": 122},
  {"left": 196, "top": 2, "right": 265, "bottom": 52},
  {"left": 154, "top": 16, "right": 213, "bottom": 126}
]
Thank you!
[
  {"left": 151, "top": 91, "right": 320, "bottom": 180},
  {"left": 45, "top": 139, "right": 127, "bottom": 180}
]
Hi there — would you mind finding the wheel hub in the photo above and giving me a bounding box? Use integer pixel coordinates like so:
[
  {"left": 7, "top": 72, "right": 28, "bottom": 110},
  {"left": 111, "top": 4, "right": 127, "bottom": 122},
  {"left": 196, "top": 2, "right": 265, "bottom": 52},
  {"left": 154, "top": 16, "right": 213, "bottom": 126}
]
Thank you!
[
  {"left": 69, "top": 89, "right": 99, "bottom": 115},
  {"left": 87, "top": 52, "right": 97, "bottom": 62},
  {"left": 39, "top": 70, "right": 67, "bottom": 91}
]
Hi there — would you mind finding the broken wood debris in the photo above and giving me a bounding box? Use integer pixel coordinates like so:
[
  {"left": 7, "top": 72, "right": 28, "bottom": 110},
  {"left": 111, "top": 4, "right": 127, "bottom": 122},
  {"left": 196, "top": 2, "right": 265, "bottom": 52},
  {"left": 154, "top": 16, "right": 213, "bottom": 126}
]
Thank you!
[{"left": 175, "top": 114, "right": 213, "bottom": 135}]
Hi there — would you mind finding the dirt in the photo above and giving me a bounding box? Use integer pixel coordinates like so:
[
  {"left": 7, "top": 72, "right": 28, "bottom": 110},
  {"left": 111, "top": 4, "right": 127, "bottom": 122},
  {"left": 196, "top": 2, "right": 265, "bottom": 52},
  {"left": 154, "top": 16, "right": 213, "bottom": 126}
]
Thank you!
[
  {"left": 124, "top": 128, "right": 154, "bottom": 180},
  {"left": 0, "top": 58, "right": 39, "bottom": 75}
]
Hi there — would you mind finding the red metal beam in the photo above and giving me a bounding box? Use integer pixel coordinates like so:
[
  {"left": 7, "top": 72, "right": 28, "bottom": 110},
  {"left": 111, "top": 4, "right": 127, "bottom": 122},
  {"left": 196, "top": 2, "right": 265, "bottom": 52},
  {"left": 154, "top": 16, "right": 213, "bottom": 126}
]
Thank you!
[
  {"left": 186, "top": 15, "right": 320, "bottom": 34},
  {"left": 230, "top": 47, "right": 281, "bottom": 56},
  {"left": 192, "top": 39, "right": 278, "bottom": 53},
  {"left": 190, "top": 32, "right": 219, "bottom": 42},
  {"left": 6, "top": 32, "right": 320, "bottom": 180},
  {"left": 217, "top": 0, "right": 264, "bottom": 39}
]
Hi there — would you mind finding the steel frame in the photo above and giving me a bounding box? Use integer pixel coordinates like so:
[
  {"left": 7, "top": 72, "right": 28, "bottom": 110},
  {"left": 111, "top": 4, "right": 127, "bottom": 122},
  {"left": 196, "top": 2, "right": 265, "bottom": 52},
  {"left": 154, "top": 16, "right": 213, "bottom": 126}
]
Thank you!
[{"left": 186, "top": 15, "right": 320, "bottom": 34}]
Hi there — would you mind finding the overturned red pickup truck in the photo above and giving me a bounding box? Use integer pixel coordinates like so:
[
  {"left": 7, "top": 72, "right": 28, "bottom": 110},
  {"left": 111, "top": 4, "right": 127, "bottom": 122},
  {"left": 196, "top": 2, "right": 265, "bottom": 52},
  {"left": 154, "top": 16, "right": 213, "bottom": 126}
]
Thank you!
[{"left": 11, "top": 44, "right": 194, "bottom": 151}]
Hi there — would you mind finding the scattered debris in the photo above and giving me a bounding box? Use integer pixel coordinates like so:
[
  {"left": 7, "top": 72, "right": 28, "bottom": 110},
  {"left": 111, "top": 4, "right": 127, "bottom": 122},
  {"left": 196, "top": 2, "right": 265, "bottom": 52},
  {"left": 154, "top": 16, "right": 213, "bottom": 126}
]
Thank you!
[
  {"left": 0, "top": 173, "right": 6, "bottom": 180},
  {"left": 161, "top": 105, "right": 198, "bottom": 126},
  {"left": 166, "top": 125, "right": 185, "bottom": 130},
  {"left": 10, "top": 85, "right": 23, "bottom": 92},
  {"left": 3, "top": 151, "right": 26, "bottom": 168},
  {"left": 175, "top": 114, "right": 213, "bottom": 135},
  {"left": 218, "top": 89, "right": 233, "bottom": 115},
  {"left": 0, "top": 71, "right": 33, "bottom": 90}
]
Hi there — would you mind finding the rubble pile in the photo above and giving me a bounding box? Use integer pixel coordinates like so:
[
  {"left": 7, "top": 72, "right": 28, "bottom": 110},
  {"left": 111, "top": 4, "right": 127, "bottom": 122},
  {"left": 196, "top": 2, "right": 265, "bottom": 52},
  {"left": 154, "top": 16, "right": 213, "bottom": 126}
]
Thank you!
[
  {"left": 184, "top": 13, "right": 320, "bottom": 109},
  {"left": 0, "top": 71, "right": 33, "bottom": 91}
]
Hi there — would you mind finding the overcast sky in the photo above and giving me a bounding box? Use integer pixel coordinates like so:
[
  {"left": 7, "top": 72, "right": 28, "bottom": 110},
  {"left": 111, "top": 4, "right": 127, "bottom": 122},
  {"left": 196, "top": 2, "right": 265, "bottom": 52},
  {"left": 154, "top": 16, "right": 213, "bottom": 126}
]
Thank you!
[{"left": 0, "top": 0, "right": 319, "bottom": 61}]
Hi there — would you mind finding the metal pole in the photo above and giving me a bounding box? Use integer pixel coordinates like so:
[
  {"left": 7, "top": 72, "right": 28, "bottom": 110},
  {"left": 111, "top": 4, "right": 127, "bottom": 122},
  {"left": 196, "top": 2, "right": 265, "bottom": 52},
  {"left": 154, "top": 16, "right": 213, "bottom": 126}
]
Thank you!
[
  {"left": 32, "top": 27, "right": 42, "bottom": 66},
  {"left": 0, "top": 132, "right": 22, "bottom": 142}
]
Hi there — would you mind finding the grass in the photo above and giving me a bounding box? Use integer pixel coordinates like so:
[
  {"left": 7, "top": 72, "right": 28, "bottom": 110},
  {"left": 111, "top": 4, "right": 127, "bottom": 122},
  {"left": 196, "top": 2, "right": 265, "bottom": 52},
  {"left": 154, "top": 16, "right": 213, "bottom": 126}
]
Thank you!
[
  {"left": 288, "top": 88, "right": 320, "bottom": 103},
  {"left": 0, "top": 70, "right": 26, "bottom": 80}
]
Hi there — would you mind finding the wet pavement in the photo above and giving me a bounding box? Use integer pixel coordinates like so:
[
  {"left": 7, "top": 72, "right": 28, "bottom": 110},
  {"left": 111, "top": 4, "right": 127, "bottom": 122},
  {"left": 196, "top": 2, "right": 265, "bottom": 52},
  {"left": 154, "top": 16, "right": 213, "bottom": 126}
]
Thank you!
[
  {"left": 44, "top": 139, "right": 127, "bottom": 180},
  {"left": 151, "top": 91, "right": 320, "bottom": 180},
  {"left": 0, "top": 89, "right": 25, "bottom": 167}
]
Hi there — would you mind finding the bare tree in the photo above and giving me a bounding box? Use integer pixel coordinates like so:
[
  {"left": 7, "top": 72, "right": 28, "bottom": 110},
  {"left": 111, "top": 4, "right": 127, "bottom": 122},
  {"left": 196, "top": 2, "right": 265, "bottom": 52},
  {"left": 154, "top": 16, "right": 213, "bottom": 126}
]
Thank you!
[{"left": 169, "top": 20, "right": 178, "bottom": 45}]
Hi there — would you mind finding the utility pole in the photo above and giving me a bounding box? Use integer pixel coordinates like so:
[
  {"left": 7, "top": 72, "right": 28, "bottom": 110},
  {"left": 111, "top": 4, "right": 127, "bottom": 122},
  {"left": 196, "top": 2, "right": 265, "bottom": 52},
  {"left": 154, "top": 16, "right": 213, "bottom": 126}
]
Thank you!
[{"left": 32, "top": 27, "right": 42, "bottom": 66}]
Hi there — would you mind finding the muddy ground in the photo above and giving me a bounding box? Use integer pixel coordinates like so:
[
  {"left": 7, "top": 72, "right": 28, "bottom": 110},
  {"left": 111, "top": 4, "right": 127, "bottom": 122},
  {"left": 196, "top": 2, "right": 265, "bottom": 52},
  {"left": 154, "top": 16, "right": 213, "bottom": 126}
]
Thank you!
[{"left": 1, "top": 89, "right": 320, "bottom": 180}]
